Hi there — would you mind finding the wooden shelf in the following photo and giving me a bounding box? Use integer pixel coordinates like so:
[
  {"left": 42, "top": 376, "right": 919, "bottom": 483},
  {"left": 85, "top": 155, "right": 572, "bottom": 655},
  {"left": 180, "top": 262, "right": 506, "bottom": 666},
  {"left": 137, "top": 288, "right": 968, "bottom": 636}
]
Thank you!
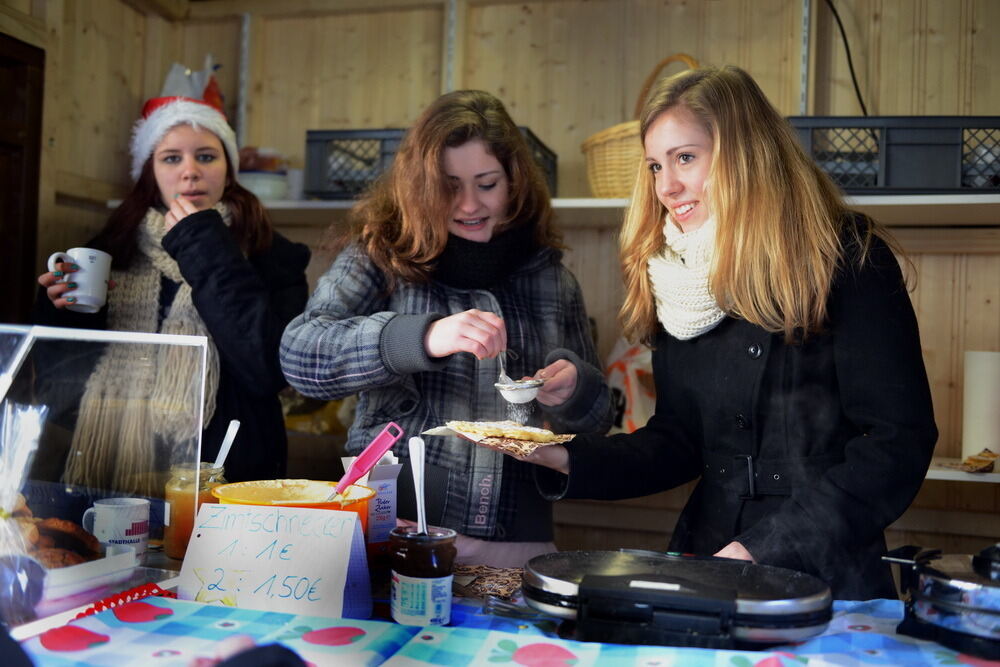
[
  {"left": 845, "top": 194, "right": 1000, "bottom": 226},
  {"left": 260, "top": 194, "right": 1000, "bottom": 229},
  {"left": 262, "top": 197, "right": 633, "bottom": 228},
  {"left": 111, "top": 194, "right": 1000, "bottom": 229}
]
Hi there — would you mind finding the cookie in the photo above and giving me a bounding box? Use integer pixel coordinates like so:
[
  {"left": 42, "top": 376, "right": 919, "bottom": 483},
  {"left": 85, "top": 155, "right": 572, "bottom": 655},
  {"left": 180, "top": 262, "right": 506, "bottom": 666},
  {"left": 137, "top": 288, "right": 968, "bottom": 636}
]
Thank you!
[
  {"left": 36, "top": 517, "right": 102, "bottom": 559},
  {"left": 32, "top": 547, "right": 87, "bottom": 569}
]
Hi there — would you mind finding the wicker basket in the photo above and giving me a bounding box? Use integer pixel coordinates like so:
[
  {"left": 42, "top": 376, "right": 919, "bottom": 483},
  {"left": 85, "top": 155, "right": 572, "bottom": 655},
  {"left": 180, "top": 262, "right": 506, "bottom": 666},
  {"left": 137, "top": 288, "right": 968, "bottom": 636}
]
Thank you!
[{"left": 581, "top": 53, "right": 699, "bottom": 198}]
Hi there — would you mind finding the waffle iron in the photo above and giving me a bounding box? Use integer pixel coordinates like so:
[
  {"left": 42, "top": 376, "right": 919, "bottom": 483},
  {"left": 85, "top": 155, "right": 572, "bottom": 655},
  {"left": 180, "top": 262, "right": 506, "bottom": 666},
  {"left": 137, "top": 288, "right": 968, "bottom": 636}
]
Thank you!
[
  {"left": 886, "top": 544, "right": 1000, "bottom": 660},
  {"left": 522, "top": 550, "right": 832, "bottom": 649}
]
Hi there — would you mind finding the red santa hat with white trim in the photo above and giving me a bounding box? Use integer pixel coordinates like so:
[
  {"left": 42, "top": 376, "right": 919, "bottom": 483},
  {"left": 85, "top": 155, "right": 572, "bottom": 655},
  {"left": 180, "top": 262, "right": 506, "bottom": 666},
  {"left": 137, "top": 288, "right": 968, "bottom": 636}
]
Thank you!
[{"left": 129, "top": 96, "right": 239, "bottom": 181}]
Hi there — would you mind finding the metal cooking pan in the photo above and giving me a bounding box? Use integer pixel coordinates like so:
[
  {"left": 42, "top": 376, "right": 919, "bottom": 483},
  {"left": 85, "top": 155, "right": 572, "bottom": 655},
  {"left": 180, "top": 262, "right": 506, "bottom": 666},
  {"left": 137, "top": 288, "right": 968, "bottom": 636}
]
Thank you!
[
  {"left": 886, "top": 544, "right": 1000, "bottom": 660},
  {"left": 522, "top": 550, "right": 832, "bottom": 649}
]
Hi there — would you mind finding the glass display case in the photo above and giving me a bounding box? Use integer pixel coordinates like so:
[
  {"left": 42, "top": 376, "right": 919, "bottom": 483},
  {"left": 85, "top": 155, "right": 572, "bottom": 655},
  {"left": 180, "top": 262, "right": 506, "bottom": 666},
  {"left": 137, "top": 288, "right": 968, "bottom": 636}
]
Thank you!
[{"left": 0, "top": 325, "right": 207, "bottom": 627}]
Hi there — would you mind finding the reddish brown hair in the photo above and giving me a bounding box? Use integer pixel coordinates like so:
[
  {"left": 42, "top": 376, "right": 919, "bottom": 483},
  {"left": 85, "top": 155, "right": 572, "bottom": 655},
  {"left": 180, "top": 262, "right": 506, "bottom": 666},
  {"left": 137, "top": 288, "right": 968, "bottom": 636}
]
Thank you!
[{"left": 340, "top": 90, "right": 559, "bottom": 289}]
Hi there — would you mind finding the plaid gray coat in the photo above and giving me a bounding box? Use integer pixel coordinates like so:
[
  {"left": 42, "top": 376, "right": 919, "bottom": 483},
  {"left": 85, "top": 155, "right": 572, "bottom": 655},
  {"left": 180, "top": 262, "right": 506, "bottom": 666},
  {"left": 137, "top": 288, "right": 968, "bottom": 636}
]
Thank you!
[{"left": 280, "top": 242, "right": 612, "bottom": 539}]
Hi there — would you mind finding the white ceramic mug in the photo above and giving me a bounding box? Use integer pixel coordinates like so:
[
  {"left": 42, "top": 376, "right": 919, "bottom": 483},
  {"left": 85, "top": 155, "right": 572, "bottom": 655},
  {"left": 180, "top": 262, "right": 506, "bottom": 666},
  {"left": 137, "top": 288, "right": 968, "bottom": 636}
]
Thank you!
[
  {"left": 47, "top": 247, "right": 112, "bottom": 314},
  {"left": 82, "top": 497, "right": 150, "bottom": 560}
]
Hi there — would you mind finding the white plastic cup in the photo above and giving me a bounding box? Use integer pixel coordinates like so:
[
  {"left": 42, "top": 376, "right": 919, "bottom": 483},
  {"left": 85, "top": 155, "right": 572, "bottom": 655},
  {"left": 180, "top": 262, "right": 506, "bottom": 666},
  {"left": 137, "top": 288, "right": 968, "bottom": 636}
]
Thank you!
[
  {"left": 47, "top": 247, "right": 111, "bottom": 314},
  {"left": 82, "top": 497, "right": 150, "bottom": 560},
  {"left": 962, "top": 350, "right": 1000, "bottom": 459},
  {"left": 286, "top": 168, "right": 304, "bottom": 201}
]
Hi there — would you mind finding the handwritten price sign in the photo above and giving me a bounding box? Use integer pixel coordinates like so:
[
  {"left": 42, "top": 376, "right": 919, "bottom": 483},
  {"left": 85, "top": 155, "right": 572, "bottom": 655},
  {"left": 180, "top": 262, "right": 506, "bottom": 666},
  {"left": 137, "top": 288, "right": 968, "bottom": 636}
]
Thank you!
[{"left": 176, "top": 504, "right": 370, "bottom": 618}]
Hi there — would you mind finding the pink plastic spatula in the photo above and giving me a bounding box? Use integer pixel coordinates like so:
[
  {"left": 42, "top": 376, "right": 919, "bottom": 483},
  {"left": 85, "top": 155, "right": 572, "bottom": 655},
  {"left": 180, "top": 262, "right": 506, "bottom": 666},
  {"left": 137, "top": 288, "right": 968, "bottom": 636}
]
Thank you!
[{"left": 327, "top": 421, "right": 404, "bottom": 500}]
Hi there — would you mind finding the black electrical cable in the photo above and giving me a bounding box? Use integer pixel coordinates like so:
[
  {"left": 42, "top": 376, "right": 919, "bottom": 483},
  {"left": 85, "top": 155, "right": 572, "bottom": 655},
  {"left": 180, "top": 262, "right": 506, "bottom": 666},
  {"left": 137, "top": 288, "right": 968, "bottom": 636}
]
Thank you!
[{"left": 825, "top": 0, "right": 869, "bottom": 116}]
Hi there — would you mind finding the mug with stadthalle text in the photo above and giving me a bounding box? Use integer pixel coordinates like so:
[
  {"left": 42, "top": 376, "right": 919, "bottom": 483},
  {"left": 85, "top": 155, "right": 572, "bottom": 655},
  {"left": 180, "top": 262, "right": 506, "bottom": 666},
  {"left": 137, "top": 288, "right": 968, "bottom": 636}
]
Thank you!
[
  {"left": 46, "top": 247, "right": 111, "bottom": 314},
  {"left": 82, "top": 497, "right": 150, "bottom": 560}
]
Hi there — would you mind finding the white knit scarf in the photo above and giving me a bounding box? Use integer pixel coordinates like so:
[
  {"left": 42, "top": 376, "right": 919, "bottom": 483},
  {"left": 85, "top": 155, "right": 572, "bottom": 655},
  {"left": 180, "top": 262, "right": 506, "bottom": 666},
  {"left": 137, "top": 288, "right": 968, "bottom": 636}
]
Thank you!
[
  {"left": 647, "top": 214, "right": 726, "bottom": 340},
  {"left": 62, "top": 204, "right": 225, "bottom": 496}
]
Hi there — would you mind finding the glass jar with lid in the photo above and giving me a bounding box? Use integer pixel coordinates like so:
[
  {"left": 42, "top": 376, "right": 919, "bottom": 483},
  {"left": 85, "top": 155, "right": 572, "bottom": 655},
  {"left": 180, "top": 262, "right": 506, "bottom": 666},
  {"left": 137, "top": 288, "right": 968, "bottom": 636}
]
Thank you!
[
  {"left": 163, "top": 462, "right": 226, "bottom": 560},
  {"left": 389, "top": 525, "right": 457, "bottom": 626}
]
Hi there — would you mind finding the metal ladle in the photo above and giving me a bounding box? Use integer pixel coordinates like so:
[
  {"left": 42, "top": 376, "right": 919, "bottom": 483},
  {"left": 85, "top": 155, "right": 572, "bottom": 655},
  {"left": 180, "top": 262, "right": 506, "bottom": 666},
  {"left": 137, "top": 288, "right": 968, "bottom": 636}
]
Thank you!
[{"left": 495, "top": 351, "right": 543, "bottom": 403}]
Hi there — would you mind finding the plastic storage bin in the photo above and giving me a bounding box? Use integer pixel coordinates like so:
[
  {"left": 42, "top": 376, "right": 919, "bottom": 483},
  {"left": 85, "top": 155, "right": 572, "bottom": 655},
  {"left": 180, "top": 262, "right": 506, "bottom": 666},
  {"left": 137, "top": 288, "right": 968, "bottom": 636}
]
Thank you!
[
  {"left": 788, "top": 116, "right": 999, "bottom": 194},
  {"left": 305, "top": 127, "right": 558, "bottom": 199}
]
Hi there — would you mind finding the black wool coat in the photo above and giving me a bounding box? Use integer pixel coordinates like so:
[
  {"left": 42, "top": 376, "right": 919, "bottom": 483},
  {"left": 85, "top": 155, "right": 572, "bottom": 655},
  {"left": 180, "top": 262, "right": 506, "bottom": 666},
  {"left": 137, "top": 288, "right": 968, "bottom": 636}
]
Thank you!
[
  {"left": 33, "top": 209, "right": 310, "bottom": 483},
  {"left": 538, "top": 226, "right": 938, "bottom": 600}
]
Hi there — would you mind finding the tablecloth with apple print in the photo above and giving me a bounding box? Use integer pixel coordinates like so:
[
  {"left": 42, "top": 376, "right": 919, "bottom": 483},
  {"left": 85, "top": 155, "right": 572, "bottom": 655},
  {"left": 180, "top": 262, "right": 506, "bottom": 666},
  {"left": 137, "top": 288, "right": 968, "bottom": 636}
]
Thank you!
[{"left": 20, "top": 598, "right": 993, "bottom": 666}]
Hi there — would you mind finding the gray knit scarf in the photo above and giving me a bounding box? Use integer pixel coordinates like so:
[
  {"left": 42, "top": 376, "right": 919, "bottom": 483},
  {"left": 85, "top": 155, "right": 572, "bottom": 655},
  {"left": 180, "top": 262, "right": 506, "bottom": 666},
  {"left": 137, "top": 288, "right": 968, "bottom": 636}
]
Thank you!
[{"left": 62, "top": 204, "right": 225, "bottom": 496}]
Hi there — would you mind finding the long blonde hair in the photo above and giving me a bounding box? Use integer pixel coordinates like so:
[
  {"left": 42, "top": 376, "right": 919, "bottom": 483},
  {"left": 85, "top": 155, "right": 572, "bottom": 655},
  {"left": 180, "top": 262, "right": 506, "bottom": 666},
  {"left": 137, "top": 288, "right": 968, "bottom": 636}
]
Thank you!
[
  {"left": 340, "top": 90, "right": 559, "bottom": 290},
  {"left": 620, "top": 65, "right": 880, "bottom": 344}
]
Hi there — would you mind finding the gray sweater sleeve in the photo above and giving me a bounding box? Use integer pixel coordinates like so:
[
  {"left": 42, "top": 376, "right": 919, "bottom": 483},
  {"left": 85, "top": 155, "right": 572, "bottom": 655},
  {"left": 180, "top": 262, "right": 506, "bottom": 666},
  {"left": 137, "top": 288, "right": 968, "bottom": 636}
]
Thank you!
[
  {"left": 535, "top": 267, "right": 614, "bottom": 435},
  {"left": 381, "top": 312, "right": 448, "bottom": 375},
  {"left": 280, "top": 244, "right": 444, "bottom": 400}
]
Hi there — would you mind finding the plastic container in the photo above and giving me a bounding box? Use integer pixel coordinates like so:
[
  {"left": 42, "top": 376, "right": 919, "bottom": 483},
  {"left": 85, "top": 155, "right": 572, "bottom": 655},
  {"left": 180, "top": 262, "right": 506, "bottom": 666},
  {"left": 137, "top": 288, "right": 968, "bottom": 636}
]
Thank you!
[
  {"left": 788, "top": 116, "right": 1000, "bottom": 193},
  {"left": 35, "top": 545, "right": 138, "bottom": 618},
  {"left": 164, "top": 463, "right": 226, "bottom": 560},
  {"left": 239, "top": 171, "right": 289, "bottom": 200},
  {"left": 211, "top": 479, "right": 375, "bottom": 534},
  {"left": 305, "top": 127, "right": 557, "bottom": 199}
]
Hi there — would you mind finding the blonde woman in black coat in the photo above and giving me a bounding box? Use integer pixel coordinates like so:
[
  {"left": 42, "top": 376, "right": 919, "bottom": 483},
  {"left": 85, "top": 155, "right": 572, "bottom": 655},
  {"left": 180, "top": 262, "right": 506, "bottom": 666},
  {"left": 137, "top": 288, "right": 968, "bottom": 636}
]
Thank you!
[{"left": 484, "top": 66, "right": 937, "bottom": 600}]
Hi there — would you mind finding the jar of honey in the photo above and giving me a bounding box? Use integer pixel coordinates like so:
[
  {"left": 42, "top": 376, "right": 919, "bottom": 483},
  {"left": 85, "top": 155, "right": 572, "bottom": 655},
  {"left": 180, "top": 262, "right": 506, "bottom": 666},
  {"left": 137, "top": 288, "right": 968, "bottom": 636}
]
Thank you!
[
  {"left": 163, "top": 463, "right": 226, "bottom": 560},
  {"left": 389, "top": 525, "right": 457, "bottom": 626}
]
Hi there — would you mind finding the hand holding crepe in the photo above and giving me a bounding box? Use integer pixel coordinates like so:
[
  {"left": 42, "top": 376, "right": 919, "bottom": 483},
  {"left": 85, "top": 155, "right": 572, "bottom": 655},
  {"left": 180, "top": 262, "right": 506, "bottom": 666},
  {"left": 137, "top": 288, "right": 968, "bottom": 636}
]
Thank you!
[{"left": 423, "top": 420, "right": 574, "bottom": 459}]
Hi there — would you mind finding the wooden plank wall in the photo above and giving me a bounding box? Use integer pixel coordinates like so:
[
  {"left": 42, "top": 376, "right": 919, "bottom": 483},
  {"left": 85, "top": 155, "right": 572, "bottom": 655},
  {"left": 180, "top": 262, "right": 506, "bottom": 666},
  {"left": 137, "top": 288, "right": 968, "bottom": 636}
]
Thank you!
[{"left": 7, "top": 0, "right": 999, "bottom": 556}]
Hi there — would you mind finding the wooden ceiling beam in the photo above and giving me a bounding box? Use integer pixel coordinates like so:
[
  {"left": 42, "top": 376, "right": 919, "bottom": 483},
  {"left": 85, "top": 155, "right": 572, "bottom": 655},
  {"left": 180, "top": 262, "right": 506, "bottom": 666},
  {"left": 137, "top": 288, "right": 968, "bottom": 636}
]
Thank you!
[
  {"left": 121, "top": 0, "right": 191, "bottom": 21},
  {"left": 188, "top": 0, "right": 442, "bottom": 20}
]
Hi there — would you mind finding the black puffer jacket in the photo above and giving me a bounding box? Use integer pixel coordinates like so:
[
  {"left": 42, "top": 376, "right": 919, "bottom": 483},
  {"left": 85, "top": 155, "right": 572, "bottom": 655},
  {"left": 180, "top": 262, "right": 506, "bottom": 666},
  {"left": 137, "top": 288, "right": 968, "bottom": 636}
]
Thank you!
[{"left": 34, "top": 209, "right": 310, "bottom": 482}]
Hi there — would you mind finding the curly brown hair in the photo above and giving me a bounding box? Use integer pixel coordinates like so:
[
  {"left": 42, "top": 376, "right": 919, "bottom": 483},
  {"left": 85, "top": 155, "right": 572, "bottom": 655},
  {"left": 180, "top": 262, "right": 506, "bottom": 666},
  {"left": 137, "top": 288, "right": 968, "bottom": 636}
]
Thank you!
[{"left": 337, "top": 90, "right": 560, "bottom": 290}]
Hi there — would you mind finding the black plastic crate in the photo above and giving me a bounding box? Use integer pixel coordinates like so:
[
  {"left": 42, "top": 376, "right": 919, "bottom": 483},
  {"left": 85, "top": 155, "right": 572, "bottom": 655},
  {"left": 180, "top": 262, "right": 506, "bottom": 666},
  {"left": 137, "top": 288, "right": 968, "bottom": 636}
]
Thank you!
[
  {"left": 788, "top": 116, "right": 1000, "bottom": 194},
  {"left": 305, "top": 127, "right": 558, "bottom": 199}
]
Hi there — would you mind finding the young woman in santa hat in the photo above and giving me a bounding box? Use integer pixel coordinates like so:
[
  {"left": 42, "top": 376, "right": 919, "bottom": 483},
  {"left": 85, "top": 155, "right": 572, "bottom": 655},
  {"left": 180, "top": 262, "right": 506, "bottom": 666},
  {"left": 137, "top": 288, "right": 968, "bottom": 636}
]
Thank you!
[{"left": 35, "top": 97, "right": 310, "bottom": 493}]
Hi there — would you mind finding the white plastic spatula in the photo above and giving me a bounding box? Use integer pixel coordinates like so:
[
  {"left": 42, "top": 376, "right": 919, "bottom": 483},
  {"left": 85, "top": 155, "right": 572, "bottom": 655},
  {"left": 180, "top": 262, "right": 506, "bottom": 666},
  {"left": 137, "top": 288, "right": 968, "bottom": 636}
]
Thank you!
[
  {"left": 328, "top": 421, "right": 404, "bottom": 500},
  {"left": 408, "top": 436, "right": 428, "bottom": 535},
  {"left": 213, "top": 419, "right": 240, "bottom": 469}
]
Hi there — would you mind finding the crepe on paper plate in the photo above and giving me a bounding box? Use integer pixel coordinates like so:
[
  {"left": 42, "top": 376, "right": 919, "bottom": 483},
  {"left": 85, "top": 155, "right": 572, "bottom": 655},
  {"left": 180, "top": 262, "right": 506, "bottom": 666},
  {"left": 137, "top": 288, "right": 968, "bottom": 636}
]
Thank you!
[{"left": 423, "top": 420, "right": 574, "bottom": 457}]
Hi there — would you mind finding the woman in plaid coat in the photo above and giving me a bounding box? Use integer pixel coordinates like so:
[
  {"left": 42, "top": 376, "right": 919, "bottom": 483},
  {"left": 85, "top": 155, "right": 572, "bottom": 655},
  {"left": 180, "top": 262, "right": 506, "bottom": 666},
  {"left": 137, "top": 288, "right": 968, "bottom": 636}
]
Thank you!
[{"left": 280, "top": 90, "right": 613, "bottom": 567}]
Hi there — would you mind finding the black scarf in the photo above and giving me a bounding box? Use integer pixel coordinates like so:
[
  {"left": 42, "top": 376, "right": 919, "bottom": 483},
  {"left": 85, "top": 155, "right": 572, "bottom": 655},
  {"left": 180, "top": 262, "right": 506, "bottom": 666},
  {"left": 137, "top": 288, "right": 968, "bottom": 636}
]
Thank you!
[{"left": 434, "top": 224, "right": 537, "bottom": 289}]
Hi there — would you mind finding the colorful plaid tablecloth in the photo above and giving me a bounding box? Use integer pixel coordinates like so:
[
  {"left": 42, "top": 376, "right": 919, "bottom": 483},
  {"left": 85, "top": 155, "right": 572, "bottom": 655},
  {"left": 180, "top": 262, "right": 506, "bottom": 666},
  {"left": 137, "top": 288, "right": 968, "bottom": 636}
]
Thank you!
[{"left": 20, "top": 597, "right": 996, "bottom": 666}]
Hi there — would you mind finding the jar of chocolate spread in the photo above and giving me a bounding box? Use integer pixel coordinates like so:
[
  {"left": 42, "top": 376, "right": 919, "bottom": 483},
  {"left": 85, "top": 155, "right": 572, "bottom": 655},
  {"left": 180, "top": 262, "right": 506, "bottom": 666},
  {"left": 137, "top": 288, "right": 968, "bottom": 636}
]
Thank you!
[{"left": 389, "top": 525, "right": 457, "bottom": 626}]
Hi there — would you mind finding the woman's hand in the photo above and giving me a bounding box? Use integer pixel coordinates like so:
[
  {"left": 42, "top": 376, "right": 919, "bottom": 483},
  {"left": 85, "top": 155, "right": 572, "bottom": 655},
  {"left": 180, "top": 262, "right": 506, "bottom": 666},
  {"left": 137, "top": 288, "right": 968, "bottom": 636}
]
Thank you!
[
  {"left": 524, "top": 443, "right": 570, "bottom": 474},
  {"left": 472, "top": 437, "right": 570, "bottom": 475},
  {"left": 714, "top": 541, "right": 755, "bottom": 562},
  {"left": 532, "top": 359, "right": 577, "bottom": 406},
  {"left": 165, "top": 192, "right": 204, "bottom": 231},
  {"left": 37, "top": 262, "right": 80, "bottom": 308},
  {"left": 424, "top": 309, "right": 506, "bottom": 360},
  {"left": 38, "top": 265, "right": 116, "bottom": 309}
]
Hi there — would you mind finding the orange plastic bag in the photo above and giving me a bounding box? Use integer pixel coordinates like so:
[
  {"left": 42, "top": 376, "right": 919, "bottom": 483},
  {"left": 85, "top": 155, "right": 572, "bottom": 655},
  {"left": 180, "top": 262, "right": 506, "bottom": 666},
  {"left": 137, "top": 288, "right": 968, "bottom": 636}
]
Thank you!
[{"left": 605, "top": 338, "right": 656, "bottom": 434}]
